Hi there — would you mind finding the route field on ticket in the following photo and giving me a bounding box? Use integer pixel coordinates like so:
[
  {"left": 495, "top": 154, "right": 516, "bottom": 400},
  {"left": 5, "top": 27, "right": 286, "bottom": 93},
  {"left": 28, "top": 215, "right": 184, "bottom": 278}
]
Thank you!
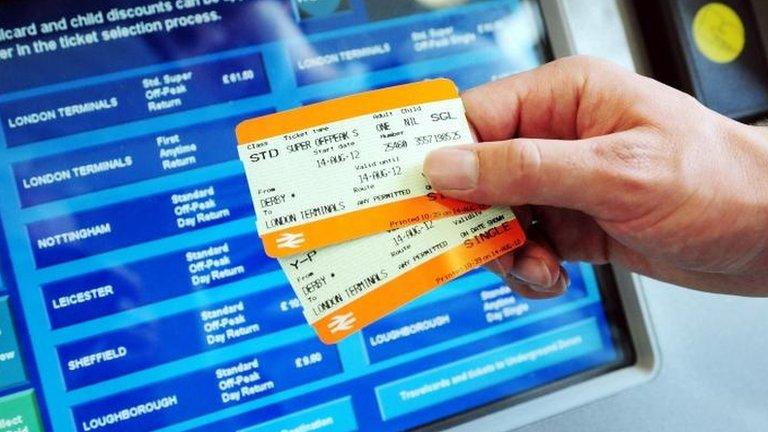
[
  {"left": 278, "top": 208, "right": 526, "bottom": 344},
  {"left": 236, "top": 79, "right": 487, "bottom": 257}
]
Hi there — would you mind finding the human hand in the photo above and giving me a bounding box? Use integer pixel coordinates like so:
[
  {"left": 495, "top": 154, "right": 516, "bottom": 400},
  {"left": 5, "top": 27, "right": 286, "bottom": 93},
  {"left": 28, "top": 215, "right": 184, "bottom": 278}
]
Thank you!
[{"left": 424, "top": 56, "right": 768, "bottom": 298}]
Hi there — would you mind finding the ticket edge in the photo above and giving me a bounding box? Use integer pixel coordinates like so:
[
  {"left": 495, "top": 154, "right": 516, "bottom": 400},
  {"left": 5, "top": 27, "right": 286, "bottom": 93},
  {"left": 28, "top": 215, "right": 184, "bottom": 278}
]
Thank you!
[{"left": 235, "top": 78, "right": 459, "bottom": 144}]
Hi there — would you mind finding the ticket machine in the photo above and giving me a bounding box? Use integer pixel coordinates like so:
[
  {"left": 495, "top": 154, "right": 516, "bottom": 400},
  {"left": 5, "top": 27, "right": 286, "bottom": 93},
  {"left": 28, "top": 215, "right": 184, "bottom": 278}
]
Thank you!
[{"left": 4, "top": 0, "right": 737, "bottom": 430}]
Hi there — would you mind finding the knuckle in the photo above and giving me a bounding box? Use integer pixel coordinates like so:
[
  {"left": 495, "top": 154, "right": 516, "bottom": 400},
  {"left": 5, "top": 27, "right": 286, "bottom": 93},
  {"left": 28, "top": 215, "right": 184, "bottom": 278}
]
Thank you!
[
  {"left": 473, "top": 140, "right": 541, "bottom": 204},
  {"left": 508, "top": 140, "right": 543, "bottom": 192},
  {"left": 554, "top": 55, "right": 609, "bottom": 74},
  {"left": 591, "top": 137, "right": 671, "bottom": 198}
]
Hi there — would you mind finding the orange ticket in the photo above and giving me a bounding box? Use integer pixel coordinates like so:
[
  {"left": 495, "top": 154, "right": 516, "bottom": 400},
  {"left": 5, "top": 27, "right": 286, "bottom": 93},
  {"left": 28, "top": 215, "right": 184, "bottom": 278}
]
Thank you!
[
  {"left": 277, "top": 207, "right": 525, "bottom": 344},
  {"left": 236, "top": 79, "right": 485, "bottom": 257}
]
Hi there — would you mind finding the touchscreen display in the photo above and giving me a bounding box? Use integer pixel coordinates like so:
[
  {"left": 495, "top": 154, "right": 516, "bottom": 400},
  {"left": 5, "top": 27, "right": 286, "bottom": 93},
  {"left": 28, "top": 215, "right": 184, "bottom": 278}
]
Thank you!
[{"left": 0, "top": 1, "right": 634, "bottom": 431}]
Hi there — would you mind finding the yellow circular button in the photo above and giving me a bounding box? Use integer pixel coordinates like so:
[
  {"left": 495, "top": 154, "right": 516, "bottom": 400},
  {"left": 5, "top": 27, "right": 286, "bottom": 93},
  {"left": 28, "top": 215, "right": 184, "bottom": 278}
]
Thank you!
[{"left": 692, "top": 2, "right": 746, "bottom": 64}]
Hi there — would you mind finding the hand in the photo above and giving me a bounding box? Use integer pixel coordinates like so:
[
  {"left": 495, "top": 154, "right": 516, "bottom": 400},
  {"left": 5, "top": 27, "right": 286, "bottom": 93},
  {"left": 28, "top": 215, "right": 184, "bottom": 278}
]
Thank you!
[{"left": 424, "top": 56, "right": 768, "bottom": 298}]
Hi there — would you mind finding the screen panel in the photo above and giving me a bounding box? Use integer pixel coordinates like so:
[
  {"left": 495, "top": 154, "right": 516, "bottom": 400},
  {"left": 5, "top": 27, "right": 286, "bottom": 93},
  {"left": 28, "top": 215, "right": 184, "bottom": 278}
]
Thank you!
[{"left": 0, "top": 1, "right": 634, "bottom": 431}]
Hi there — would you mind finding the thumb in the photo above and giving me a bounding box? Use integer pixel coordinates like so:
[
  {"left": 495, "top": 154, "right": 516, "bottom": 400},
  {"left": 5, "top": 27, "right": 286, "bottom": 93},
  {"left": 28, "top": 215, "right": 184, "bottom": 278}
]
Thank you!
[{"left": 423, "top": 138, "right": 614, "bottom": 216}]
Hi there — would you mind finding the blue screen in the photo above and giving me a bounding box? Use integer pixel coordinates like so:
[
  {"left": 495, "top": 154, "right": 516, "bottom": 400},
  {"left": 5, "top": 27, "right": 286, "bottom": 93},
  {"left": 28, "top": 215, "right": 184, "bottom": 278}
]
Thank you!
[{"left": 0, "top": 1, "right": 632, "bottom": 431}]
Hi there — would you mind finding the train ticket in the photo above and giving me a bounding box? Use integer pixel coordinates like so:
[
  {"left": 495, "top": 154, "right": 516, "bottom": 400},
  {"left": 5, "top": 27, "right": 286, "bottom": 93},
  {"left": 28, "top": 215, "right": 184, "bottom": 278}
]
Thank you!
[
  {"left": 278, "top": 207, "right": 525, "bottom": 344},
  {"left": 236, "top": 79, "right": 486, "bottom": 257}
]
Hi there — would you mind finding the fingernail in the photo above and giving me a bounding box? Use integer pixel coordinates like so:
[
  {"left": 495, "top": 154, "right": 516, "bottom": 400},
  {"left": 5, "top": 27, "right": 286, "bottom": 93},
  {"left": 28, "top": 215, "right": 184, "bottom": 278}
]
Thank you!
[
  {"left": 511, "top": 256, "right": 556, "bottom": 289},
  {"left": 423, "top": 148, "right": 478, "bottom": 190},
  {"left": 539, "top": 271, "right": 570, "bottom": 295}
]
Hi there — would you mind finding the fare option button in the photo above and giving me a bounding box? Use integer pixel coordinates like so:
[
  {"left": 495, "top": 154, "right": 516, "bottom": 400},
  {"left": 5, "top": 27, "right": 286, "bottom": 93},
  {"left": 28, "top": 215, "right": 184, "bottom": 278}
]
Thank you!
[
  {"left": 0, "top": 296, "right": 27, "bottom": 391},
  {"left": 240, "top": 397, "right": 357, "bottom": 432},
  {"left": 0, "top": 390, "right": 43, "bottom": 432},
  {"left": 374, "top": 318, "right": 603, "bottom": 420}
]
